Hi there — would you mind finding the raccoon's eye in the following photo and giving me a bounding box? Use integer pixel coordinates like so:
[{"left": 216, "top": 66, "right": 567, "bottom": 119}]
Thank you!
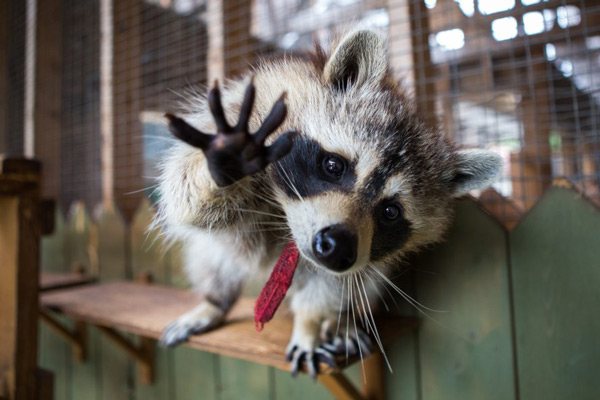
[
  {"left": 322, "top": 155, "right": 345, "bottom": 178},
  {"left": 383, "top": 204, "right": 401, "bottom": 221}
]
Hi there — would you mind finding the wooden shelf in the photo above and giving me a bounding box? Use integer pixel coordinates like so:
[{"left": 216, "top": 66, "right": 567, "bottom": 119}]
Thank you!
[
  {"left": 40, "top": 282, "right": 418, "bottom": 374},
  {"left": 39, "top": 272, "right": 96, "bottom": 292}
]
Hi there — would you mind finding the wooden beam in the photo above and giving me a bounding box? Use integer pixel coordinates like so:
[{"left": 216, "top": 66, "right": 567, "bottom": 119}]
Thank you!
[
  {"left": 33, "top": 0, "right": 63, "bottom": 199},
  {"left": 39, "top": 310, "right": 87, "bottom": 362},
  {"left": 388, "top": 0, "right": 437, "bottom": 128},
  {"left": 0, "top": 0, "right": 8, "bottom": 154},
  {"left": 111, "top": 0, "right": 143, "bottom": 222},
  {"left": 207, "top": 0, "right": 254, "bottom": 81},
  {"left": 362, "top": 353, "right": 386, "bottom": 400},
  {"left": 0, "top": 157, "right": 42, "bottom": 400}
]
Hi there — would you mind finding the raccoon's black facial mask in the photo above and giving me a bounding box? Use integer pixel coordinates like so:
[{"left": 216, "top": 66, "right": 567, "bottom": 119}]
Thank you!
[
  {"left": 273, "top": 137, "right": 356, "bottom": 198},
  {"left": 370, "top": 198, "right": 412, "bottom": 261}
]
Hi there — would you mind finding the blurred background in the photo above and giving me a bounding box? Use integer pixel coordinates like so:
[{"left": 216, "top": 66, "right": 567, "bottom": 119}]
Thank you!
[
  {"left": 1, "top": 0, "right": 599, "bottom": 227},
  {"left": 1, "top": 1, "right": 599, "bottom": 399}
]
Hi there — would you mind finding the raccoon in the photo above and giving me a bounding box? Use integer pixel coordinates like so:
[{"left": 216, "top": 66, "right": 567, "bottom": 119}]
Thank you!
[{"left": 156, "top": 28, "right": 502, "bottom": 377}]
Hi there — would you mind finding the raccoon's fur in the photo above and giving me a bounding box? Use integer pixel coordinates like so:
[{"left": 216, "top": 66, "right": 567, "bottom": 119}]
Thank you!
[{"left": 156, "top": 28, "right": 502, "bottom": 376}]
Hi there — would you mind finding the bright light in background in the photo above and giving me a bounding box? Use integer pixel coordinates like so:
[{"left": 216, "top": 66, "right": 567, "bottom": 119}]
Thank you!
[
  {"left": 585, "top": 36, "right": 600, "bottom": 50},
  {"left": 557, "top": 6, "right": 581, "bottom": 28},
  {"left": 425, "top": 0, "right": 437, "bottom": 9},
  {"left": 560, "top": 60, "right": 573, "bottom": 78},
  {"left": 545, "top": 43, "right": 556, "bottom": 61},
  {"left": 456, "top": 0, "right": 475, "bottom": 17},
  {"left": 492, "top": 17, "right": 518, "bottom": 41},
  {"left": 523, "top": 11, "right": 544, "bottom": 35},
  {"left": 434, "top": 28, "right": 465, "bottom": 51},
  {"left": 479, "top": 0, "right": 514, "bottom": 15}
]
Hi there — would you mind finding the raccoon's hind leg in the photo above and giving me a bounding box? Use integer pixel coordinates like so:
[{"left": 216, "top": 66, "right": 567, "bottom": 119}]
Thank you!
[{"left": 160, "top": 230, "right": 259, "bottom": 346}]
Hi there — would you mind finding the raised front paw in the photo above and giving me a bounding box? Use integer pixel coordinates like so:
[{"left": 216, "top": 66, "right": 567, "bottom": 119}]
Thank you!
[
  {"left": 160, "top": 301, "right": 225, "bottom": 347},
  {"left": 165, "top": 78, "right": 297, "bottom": 187}
]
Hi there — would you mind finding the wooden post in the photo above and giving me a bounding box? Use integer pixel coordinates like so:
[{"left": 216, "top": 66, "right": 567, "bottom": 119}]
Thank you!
[
  {"left": 33, "top": 0, "right": 63, "bottom": 199},
  {"left": 207, "top": 0, "right": 254, "bottom": 81},
  {"left": 0, "top": 157, "right": 47, "bottom": 400},
  {"left": 0, "top": 0, "right": 8, "bottom": 154},
  {"left": 110, "top": 0, "right": 143, "bottom": 222},
  {"left": 388, "top": 0, "right": 437, "bottom": 128}
]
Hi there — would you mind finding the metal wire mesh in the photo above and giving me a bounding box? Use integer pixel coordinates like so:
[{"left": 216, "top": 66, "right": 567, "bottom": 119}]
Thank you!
[{"left": 1, "top": 0, "right": 598, "bottom": 226}]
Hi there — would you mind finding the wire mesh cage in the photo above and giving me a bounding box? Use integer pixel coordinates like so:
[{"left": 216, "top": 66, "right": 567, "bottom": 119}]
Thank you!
[{"left": 0, "top": 0, "right": 598, "bottom": 227}]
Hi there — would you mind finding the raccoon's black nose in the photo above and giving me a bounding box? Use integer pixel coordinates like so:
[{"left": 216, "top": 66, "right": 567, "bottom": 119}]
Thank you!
[{"left": 312, "top": 224, "right": 357, "bottom": 272}]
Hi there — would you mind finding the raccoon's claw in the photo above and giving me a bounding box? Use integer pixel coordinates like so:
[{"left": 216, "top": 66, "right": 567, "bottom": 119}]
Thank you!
[
  {"left": 159, "top": 301, "right": 225, "bottom": 347},
  {"left": 286, "top": 345, "right": 338, "bottom": 379},
  {"left": 320, "top": 329, "right": 373, "bottom": 358},
  {"left": 166, "top": 78, "right": 297, "bottom": 187}
]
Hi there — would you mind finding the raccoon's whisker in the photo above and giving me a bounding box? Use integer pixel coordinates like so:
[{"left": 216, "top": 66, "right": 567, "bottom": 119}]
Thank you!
[
  {"left": 277, "top": 164, "right": 305, "bottom": 203},
  {"left": 345, "top": 278, "right": 351, "bottom": 362},
  {"left": 358, "top": 272, "right": 393, "bottom": 373},
  {"left": 237, "top": 208, "right": 287, "bottom": 219},
  {"left": 336, "top": 277, "right": 345, "bottom": 336},
  {"left": 124, "top": 184, "right": 159, "bottom": 196},
  {"left": 353, "top": 275, "right": 370, "bottom": 335},
  {"left": 349, "top": 277, "right": 367, "bottom": 383},
  {"left": 370, "top": 265, "right": 447, "bottom": 314}
]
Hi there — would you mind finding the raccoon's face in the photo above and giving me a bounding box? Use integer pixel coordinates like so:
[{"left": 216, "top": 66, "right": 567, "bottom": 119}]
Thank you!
[{"left": 270, "top": 29, "right": 502, "bottom": 275}]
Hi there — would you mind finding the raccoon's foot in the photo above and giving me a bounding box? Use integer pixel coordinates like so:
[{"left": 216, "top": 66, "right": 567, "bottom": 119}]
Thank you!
[
  {"left": 160, "top": 301, "right": 225, "bottom": 347},
  {"left": 165, "top": 78, "right": 297, "bottom": 187},
  {"left": 285, "top": 314, "right": 339, "bottom": 379},
  {"left": 319, "top": 318, "right": 373, "bottom": 358}
]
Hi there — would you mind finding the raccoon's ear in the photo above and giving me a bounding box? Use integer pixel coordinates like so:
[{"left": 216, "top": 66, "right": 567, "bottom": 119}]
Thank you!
[
  {"left": 323, "top": 29, "right": 387, "bottom": 91},
  {"left": 451, "top": 149, "right": 503, "bottom": 197}
]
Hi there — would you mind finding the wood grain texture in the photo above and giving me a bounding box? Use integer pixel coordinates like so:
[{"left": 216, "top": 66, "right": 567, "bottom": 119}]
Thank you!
[
  {"left": 413, "top": 200, "right": 516, "bottom": 400},
  {"left": 41, "top": 282, "right": 416, "bottom": 375},
  {"left": 510, "top": 187, "right": 600, "bottom": 400}
]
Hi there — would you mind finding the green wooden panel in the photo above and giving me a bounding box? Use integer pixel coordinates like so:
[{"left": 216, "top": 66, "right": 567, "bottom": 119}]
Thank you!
[
  {"left": 218, "top": 356, "right": 271, "bottom": 400},
  {"left": 131, "top": 200, "right": 173, "bottom": 400},
  {"left": 273, "top": 369, "right": 332, "bottom": 399},
  {"left": 97, "top": 207, "right": 134, "bottom": 400},
  {"left": 39, "top": 210, "right": 71, "bottom": 400},
  {"left": 413, "top": 201, "right": 516, "bottom": 400},
  {"left": 65, "top": 204, "right": 101, "bottom": 400},
  {"left": 384, "top": 272, "right": 419, "bottom": 400},
  {"left": 169, "top": 244, "right": 218, "bottom": 400},
  {"left": 510, "top": 187, "right": 600, "bottom": 400}
]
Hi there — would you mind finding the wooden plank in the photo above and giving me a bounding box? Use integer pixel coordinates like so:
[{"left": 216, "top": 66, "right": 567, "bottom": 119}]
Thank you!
[
  {"left": 413, "top": 200, "right": 516, "bottom": 400},
  {"left": 40, "top": 272, "right": 96, "bottom": 292},
  {"left": 0, "top": 0, "right": 7, "bottom": 154},
  {"left": 111, "top": 0, "right": 143, "bottom": 222},
  {"left": 169, "top": 245, "right": 218, "bottom": 400},
  {"left": 41, "top": 282, "right": 416, "bottom": 374},
  {"left": 510, "top": 187, "right": 600, "bottom": 400},
  {"left": 131, "top": 200, "right": 171, "bottom": 399},
  {"left": 38, "top": 210, "right": 71, "bottom": 400},
  {"left": 96, "top": 207, "right": 132, "bottom": 400},
  {"left": 33, "top": 0, "right": 62, "bottom": 199},
  {"left": 0, "top": 162, "right": 41, "bottom": 400},
  {"left": 64, "top": 204, "right": 101, "bottom": 400}
]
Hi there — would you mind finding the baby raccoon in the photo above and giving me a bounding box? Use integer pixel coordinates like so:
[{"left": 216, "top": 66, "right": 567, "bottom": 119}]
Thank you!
[{"left": 157, "top": 28, "right": 502, "bottom": 377}]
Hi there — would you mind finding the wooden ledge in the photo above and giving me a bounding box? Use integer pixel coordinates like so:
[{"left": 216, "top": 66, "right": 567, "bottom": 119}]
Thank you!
[
  {"left": 40, "top": 282, "right": 418, "bottom": 374},
  {"left": 40, "top": 272, "right": 96, "bottom": 292}
]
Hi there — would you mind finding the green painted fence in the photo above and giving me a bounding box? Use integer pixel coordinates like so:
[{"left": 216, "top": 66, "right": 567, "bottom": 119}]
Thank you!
[{"left": 39, "top": 186, "right": 600, "bottom": 399}]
